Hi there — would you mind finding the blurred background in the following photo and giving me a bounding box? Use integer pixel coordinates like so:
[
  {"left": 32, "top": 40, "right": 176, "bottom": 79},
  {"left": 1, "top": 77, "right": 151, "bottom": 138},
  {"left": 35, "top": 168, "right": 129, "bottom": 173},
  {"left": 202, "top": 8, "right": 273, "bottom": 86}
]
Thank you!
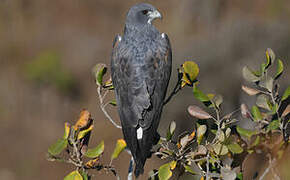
[{"left": 0, "top": 0, "right": 289, "bottom": 179}]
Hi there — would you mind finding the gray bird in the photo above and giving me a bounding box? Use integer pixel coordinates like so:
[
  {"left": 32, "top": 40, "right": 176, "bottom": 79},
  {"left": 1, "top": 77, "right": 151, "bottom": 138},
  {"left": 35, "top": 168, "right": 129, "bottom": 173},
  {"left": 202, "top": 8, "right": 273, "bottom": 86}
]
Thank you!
[{"left": 111, "top": 3, "right": 172, "bottom": 177}]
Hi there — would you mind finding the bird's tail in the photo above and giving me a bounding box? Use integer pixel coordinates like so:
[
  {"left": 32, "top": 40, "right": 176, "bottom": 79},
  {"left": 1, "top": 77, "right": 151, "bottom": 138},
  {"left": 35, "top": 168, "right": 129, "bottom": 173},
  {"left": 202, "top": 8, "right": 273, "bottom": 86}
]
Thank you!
[{"left": 122, "top": 126, "right": 160, "bottom": 178}]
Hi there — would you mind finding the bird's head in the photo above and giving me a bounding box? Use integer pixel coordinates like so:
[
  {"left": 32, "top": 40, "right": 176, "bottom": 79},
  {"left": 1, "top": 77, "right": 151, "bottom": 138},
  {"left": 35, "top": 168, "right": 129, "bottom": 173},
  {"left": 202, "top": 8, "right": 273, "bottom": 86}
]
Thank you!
[{"left": 126, "top": 3, "right": 162, "bottom": 26}]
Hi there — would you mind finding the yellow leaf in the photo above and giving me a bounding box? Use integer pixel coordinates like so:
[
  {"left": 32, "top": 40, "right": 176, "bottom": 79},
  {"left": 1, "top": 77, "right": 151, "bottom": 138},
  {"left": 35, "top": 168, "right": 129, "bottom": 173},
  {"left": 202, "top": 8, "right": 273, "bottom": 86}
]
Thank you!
[
  {"left": 158, "top": 163, "right": 172, "bottom": 180},
  {"left": 77, "top": 125, "right": 94, "bottom": 140},
  {"left": 181, "top": 81, "right": 187, "bottom": 88},
  {"left": 207, "top": 93, "right": 215, "bottom": 100},
  {"left": 182, "top": 72, "right": 191, "bottom": 85},
  {"left": 64, "top": 170, "right": 83, "bottom": 180},
  {"left": 189, "top": 131, "right": 196, "bottom": 139},
  {"left": 63, "top": 122, "right": 70, "bottom": 139},
  {"left": 183, "top": 61, "right": 199, "bottom": 81},
  {"left": 111, "top": 139, "right": 127, "bottom": 160},
  {"left": 85, "top": 158, "right": 99, "bottom": 168},
  {"left": 170, "top": 161, "right": 177, "bottom": 170}
]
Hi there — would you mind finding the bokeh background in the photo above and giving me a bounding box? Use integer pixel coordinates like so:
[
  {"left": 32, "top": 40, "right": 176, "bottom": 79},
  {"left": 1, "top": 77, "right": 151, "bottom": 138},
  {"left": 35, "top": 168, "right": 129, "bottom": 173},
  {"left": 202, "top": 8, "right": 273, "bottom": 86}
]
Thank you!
[{"left": 0, "top": 0, "right": 289, "bottom": 179}]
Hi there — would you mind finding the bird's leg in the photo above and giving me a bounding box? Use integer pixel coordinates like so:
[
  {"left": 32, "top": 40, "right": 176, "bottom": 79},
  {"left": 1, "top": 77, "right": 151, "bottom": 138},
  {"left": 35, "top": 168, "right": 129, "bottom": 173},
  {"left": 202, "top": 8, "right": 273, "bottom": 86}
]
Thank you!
[{"left": 127, "top": 156, "right": 134, "bottom": 180}]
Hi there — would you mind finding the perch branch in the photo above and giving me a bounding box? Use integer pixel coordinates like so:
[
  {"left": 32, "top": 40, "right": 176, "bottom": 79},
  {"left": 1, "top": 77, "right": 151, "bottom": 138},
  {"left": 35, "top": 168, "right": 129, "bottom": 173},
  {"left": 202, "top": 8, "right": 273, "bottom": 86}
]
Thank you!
[
  {"left": 259, "top": 155, "right": 279, "bottom": 180},
  {"left": 163, "top": 69, "right": 183, "bottom": 105},
  {"left": 97, "top": 85, "right": 122, "bottom": 129}
]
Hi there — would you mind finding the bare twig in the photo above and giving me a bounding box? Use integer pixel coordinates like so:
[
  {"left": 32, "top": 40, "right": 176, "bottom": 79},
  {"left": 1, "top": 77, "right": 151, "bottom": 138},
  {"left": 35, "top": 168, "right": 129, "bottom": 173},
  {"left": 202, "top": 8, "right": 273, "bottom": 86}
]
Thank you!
[
  {"left": 205, "top": 154, "right": 210, "bottom": 180},
  {"left": 67, "top": 158, "right": 82, "bottom": 167},
  {"left": 97, "top": 86, "right": 122, "bottom": 129},
  {"left": 71, "top": 139, "right": 83, "bottom": 167},
  {"left": 163, "top": 69, "right": 183, "bottom": 105},
  {"left": 259, "top": 155, "right": 279, "bottom": 180}
]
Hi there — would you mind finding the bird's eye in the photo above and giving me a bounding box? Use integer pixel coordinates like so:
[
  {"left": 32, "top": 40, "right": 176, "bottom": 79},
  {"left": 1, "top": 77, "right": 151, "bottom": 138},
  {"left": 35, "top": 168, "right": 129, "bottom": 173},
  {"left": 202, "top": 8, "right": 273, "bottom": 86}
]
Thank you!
[{"left": 142, "top": 10, "right": 149, "bottom": 15}]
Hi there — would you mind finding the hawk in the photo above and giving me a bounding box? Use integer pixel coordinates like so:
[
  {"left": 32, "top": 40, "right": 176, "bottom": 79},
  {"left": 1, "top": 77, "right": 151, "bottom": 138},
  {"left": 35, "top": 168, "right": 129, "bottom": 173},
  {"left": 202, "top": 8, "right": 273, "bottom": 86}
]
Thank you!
[{"left": 111, "top": 3, "right": 172, "bottom": 177}]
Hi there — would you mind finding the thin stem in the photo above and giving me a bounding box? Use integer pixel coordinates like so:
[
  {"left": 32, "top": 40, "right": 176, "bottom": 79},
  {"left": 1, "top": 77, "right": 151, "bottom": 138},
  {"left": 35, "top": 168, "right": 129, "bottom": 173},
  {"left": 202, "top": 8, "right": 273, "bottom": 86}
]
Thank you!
[
  {"left": 67, "top": 158, "right": 82, "bottom": 167},
  {"left": 259, "top": 155, "right": 279, "bottom": 180},
  {"left": 205, "top": 154, "right": 210, "bottom": 180},
  {"left": 163, "top": 69, "right": 183, "bottom": 105},
  {"left": 72, "top": 140, "right": 82, "bottom": 166},
  {"left": 97, "top": 86, "right": 122, "bottom": 129}
]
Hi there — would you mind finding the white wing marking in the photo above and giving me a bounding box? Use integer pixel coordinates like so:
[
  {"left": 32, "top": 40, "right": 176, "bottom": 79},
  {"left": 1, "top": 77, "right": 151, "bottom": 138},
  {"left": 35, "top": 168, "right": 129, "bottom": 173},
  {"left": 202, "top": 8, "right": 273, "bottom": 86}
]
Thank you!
[{"left": 137, "top": 127, "right": 143, "bottom": 140}]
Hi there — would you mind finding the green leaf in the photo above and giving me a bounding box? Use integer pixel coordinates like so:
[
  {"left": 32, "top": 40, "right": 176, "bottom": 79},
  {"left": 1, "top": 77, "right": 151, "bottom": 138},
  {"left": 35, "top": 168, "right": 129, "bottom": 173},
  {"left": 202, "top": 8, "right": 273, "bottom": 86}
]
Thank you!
[
  {"left": 270, "top": 103, "right": 279, "bottom": 115},
  {"left": 227, "top": 143, "right": 243, "bottom": 154},
  {"left": 169, "top": 160, "right": 177, "bottom": 170},
  {"left": 267, "top": 120, "right": 280, "bottom": 131},
  {"left": 236, "top": 126, "right": 256, "bottom": 139},
  {"left": 236, "top": 172, "right": 243, "bottom": 180},
  {"left": 216, "top": 130, "right": 225, "bottom": 142},
  {"left": 275, "top": 59, "right": 283, "bottom": 79},
  {"left": 84, "top": 141, "right": 104, "bottom": 158},
  {"left": 197, "top": 125, "right": 207, "bottom": 145},
  {"left": 213, "top": 143, "right": 228, "bottom": 155},
  {"left": 221, "top": 167, "right": 236, "bottom": 180},
  {"left": 111, "top": 139, "right": 127, "bottom": 160},
  {"left": 251, "top": 136, "right": 260, "bottom": 147},
  {"left": 260, "top": 48, "right": 274, "bottom": 75},
  {"left": 225, "top": 128, "right": 231, "bottom": 138},
  {"left": 265, "top": 48, "right": 275, "bottom": 65},
  {"left": 193, "top": 84, "right": 211, "bottom": 106},
  {"left": 64, "top": 170, "right": 83, "bottom": 180},
  {"left": 242, "top": 66, "right": 260, "bottom": 82},
  {"left": 183, "top": 61, "right": 199, "bottom": 82},
  {"left": 77, "top": 125, "right": 93, "bottom": 140},
  {"left": 259, "top": 76, "right": 273, "bottom": 92},
  {"left": 184, "top": 165, "right": 197, "bottom": 175},
  {"left": 251, "top": 106, "right": 262, "bottom": 121},
  {"left": 94, "top": 63, "right": 107, "bottom": 86},
  {"left": 166, "top": 121, "right": 176, "bottom": 141},
  {"left": 212, "top": 94, "right": 223, "bottom": 109},
  {"left": 48, "top": 138, "right": 68, "bottom": 156},
  {"left": 63, "top": 122, "right": 70, "bottom": 139},
  {"left": 281, "top": 86, "right": 290, "bottom": 101},
  {"left": 109, "top": 100, "right": 117, "bottom": 106},
  {"left": 158, "top": 163, "right": 172, "bottom": 180},
  {"left": 256, "top": 94, "right": 271, "bottom": 111},
  {"left": 79, "top": 170, "right": 88, "bottom": 180}
]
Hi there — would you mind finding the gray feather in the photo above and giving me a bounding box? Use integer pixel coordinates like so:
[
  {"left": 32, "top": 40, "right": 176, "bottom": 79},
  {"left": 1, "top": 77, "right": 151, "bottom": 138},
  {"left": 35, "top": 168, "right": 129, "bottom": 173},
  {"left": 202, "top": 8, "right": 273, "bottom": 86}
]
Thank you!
[{"left": 111, "top": 3, "right": 172, "bottom": 177}]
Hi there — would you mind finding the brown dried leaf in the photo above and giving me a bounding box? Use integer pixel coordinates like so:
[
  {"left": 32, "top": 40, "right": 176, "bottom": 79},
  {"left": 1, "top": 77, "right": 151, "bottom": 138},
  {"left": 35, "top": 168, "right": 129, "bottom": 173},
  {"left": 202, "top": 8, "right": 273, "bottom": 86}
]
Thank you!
[
  {"left": 74, "top": 109, "right": 91, "bottom": 130},
  {"left": 282, "top": 105, "right": 290, "bottom": 118},
  {"left": 241, "top": 104, "right": 251, "bottom": 118},
  {"left": 188, "top": 105, "right": 212, "bottom": 119},
  {"left": 241, "top": 85, "right": 260, "bottom": 96}
]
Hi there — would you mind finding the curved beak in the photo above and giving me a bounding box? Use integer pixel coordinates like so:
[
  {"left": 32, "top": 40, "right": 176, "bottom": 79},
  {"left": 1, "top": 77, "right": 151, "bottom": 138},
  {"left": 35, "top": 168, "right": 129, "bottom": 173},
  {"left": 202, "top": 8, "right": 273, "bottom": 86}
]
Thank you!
[{"left": 148, "top": 10, "right": 162, "bottom": 24}]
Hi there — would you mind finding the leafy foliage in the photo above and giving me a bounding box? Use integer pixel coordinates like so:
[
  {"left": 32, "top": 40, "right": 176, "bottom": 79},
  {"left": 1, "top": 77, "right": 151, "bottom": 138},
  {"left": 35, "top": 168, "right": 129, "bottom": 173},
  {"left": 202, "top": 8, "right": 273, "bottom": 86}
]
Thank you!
[
  {"left": 48, "top": 48, "right": 289, "bottom": 180},
  {"left": 150, "top": 48, "right": 288, "bottom": 180},
  {"left": 47, "top": 109, "right": 125, "bottom": 179}
]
